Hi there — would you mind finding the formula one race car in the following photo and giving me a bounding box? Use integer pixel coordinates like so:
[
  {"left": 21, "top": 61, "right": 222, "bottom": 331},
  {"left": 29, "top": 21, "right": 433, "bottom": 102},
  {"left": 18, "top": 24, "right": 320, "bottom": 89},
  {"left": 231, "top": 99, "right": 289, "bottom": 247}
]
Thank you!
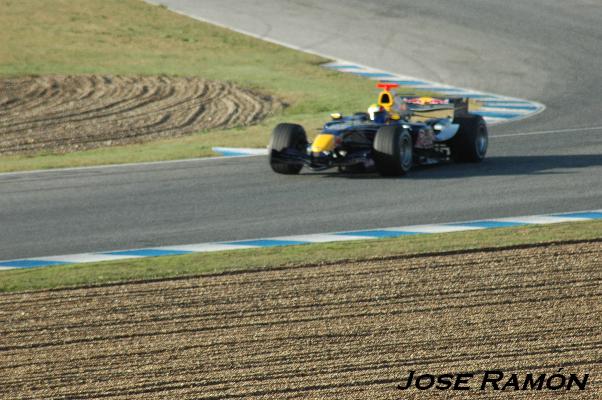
[{"left": 268, "top": 83, "right": 488, "bottom": 176}]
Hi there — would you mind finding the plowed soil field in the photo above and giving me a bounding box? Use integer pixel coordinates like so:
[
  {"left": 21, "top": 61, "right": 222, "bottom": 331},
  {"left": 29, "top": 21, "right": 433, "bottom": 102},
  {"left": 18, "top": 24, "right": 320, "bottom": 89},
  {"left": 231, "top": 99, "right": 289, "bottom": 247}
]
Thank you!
[
  {"left": 0, "top": 76, "right": 283, "bottom": 154},
  {"left": 1, "top": 241, "right": 600, "bottom": 399}
]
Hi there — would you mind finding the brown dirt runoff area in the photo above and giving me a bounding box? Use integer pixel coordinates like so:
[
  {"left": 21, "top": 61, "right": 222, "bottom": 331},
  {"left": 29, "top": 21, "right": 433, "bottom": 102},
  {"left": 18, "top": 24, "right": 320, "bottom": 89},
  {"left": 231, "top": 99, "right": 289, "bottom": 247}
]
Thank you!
[
  {"left": 0, "top": 75, "right": 284, "bottom": 154},
  {"left": 1, "top": 240, "right": 600, "bottom": 399}
]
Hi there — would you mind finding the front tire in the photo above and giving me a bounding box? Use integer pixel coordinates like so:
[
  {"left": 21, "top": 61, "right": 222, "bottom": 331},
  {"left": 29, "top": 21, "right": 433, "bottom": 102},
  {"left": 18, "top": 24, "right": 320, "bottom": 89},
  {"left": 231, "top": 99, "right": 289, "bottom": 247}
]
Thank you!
[
  {"left": 450, "top": 114, "right": 488, "bottom": 162},
  {"left": 269, "top": 123, "right": 307, "bottom": 174},
  {"left": 373, "top": 125, "right": 413, "bottom": 176}
]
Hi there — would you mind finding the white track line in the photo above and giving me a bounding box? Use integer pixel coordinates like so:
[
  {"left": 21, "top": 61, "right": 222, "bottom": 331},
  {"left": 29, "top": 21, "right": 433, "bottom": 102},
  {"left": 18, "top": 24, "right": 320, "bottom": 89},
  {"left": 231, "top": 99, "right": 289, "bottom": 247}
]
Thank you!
[
  {"left": 493, "top": 216, "right": 591, "bottom": 224},
  {"left": 156, "top": 243, "right": 258, "bottom": 252},
  {"left": 268, "top": 234, "right": 370, "bottom": 243},
  {"left": 28, "top": 254, "right": 145, "bottom": 263},
  {"left": 2, "top": 209, "right": 601, "bottom": 269},
  {"left": 381, "top": 225, "right": 483, "bottom": 233},
  {"left": 0, "top": 153, "right": 262, "bottom": 177}
]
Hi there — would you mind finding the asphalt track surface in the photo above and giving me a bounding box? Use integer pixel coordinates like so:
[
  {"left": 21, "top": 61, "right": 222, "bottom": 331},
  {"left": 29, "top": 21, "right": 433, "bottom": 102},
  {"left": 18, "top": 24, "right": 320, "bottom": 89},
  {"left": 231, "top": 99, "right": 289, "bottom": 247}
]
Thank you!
[{"left": 2, "top": 0, "right": 602, "bottom": 260}]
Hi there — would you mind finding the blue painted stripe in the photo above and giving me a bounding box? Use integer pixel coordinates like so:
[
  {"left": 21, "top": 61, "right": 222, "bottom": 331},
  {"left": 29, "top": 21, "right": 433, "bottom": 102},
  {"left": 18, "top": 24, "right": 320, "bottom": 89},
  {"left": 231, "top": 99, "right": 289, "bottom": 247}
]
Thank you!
[
  {"left": 2, "top": 209, "right": 598, "bottom": 270},
  {"left": 105, "top": 249, "right": 193, "bottom": 257},
  {"left": 473, "top": 111, "right": 524, "bottom": 119},
  {"left": 450, "top": 221, "right": 530, "bottom": 229},
  {"left": 216, "top": 150, "right": 255, "bottom": 157},
  {"left": 353, "top": 72, "right": 397, "bottom": 78},
  {"left": 337, "top": 230, "right": 420, "bottom": 238},
  {"left": 555, "top": 212, "right": 602, "bottom": 219},
  {"left": 0, "top": 259, "right": 71, "bottom": 269},
  {"left": 223, "top": 239, "right": 310, "bottom": 247}
]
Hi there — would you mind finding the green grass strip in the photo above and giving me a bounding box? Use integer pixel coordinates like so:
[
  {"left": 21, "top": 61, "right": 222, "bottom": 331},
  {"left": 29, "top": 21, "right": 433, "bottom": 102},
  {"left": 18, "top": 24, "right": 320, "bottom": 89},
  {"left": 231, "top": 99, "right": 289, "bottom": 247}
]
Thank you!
[
  {"left": 1, "top": 220, "right": 600, "bottom": 293},
  {"left": 0, "top": 0, "right": 384, "bottom": 172}
]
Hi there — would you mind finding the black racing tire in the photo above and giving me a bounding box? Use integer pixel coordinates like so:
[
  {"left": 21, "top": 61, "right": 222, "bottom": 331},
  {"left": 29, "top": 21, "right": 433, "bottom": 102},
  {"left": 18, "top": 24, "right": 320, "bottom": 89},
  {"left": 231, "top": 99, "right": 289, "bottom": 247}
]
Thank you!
[
  {"left": 373, "top": 125, "right": 413, "bottom": 176},
  {"left": 450, "top": 114, "right": 488, "bottom": 163},
  {"left": 269, "top": 123, "right": 307, "bottom": 174}
]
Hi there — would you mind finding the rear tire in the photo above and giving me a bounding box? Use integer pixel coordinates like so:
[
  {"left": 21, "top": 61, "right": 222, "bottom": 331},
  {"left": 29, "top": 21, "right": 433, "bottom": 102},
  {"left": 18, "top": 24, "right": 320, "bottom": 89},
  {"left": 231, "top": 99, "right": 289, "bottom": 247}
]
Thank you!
[
  {"left": 373, "top": 125, "right": 413, "bottom": 176},
  {"left": 450, "top": 114, "right": 488, "bottom": 162},
  {"left": 269, "top": 123, "right": 307, "bottom": 174}
]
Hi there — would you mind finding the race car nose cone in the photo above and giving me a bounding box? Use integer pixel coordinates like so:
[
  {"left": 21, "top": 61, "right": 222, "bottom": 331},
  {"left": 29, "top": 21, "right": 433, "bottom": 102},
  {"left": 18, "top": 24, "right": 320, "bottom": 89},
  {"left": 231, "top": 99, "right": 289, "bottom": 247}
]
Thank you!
[{"left": 311, "top": 134, "right": 336, "bottom": 153}]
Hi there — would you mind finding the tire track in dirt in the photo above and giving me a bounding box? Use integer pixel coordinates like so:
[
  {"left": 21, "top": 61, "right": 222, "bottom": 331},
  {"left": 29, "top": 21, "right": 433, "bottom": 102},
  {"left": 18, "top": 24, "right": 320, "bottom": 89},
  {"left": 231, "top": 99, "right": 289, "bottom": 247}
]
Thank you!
[
  {"left": 0, "top": 241, "right": 600, "bottom": 399},
  {"left": 0, "top": 76, "right": 284, "bottom": 154}
]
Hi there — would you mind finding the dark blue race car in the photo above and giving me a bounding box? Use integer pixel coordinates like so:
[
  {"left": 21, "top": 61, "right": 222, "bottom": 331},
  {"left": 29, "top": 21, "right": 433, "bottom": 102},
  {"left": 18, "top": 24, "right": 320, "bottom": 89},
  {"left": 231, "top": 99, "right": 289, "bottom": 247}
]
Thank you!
[{"left": 269, "top": 83, "right": 488, "bottom": 176}]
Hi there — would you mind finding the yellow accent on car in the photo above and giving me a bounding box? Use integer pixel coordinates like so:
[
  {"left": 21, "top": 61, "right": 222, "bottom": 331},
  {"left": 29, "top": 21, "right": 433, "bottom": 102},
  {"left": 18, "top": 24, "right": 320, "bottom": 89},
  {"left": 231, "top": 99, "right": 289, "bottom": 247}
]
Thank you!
[{"left": 311, "top": 134, "right": 336, "bottom": 153}]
